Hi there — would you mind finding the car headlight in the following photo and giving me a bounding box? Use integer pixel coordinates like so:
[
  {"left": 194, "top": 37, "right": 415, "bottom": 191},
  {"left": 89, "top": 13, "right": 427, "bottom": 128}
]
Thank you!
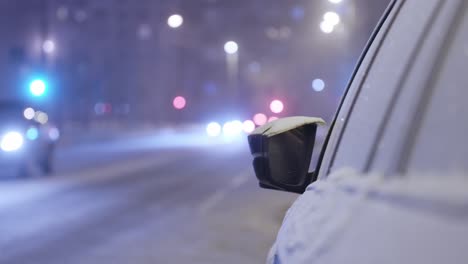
[
  {"left": 222, "top": 120, "right": 243, "bottom": 137},
  {"left": 1, "top": 131, "right": 24, "bottom": 152}
]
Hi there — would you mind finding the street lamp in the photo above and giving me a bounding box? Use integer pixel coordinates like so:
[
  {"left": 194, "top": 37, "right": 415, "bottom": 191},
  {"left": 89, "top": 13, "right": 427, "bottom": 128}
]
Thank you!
[
  {"left": 29, "top": 79, "right": 47, "bottom": 97},
  {"left": 323, "top": 12, "right": 340, "bottom": 26},
  {"left": 168, "top": 14, "right": 183, "bottom": 29},
  {"left": 320, "top": 21, "right": 334, "bottom": 33},
  {"left": 42, "top": 39, "right": 55, "bottom": 54},
  {"left": 23, "top": 108, "right": 35, "bottom": 120},
  {"left": 224, "top": 41, "right": 239, "bottom": 102},
  {"left": 320, "top": 12, "right": 340, "bottom": 34},
  {"left": 312, "top": 79, "right": 325, "bottom": 92},
  {"left": 224, "top": 41, "right": 239, "bottom": 54}
]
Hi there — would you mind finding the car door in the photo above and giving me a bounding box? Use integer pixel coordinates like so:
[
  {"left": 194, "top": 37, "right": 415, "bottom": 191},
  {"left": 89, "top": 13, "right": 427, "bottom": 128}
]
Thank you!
[{"left": 271, "top": 1, "right": 468, "bottom": 263}]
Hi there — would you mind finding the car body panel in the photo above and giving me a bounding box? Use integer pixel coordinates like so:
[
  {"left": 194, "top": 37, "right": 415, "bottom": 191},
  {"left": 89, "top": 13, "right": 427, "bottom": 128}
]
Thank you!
[
  {"left": 271, "top": 169, "right": 468, "bottom": 264},
  {"left": 405, "top": 2, "right": 468, "bottom": 174},
  {"left": 370, "top": 0, "right": 464, "bottom": 174}
]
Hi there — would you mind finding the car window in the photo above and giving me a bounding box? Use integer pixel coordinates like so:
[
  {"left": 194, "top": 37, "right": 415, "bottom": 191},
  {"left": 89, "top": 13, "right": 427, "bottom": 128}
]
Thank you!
[
  {"left": 405, "top": 4, "right": 468, "bottom": 174},
  {"left": 328, "top": 0, "right": 441, "bottom": 174}
]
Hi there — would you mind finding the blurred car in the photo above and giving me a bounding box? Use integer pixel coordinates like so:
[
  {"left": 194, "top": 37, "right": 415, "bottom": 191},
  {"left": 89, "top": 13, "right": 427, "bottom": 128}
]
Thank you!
[
  {"left": 248, "top": 0, "right": 468, "bottom": 263},
  {"left": 0, "top": 101, "right": 59, "bottom": 177}
]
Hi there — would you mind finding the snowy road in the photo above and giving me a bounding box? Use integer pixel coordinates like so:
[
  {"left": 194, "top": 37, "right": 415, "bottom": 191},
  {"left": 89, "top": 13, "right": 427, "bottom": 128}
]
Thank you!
[{"left": 0, "top": 130, "right": 297, "bottom": 264}]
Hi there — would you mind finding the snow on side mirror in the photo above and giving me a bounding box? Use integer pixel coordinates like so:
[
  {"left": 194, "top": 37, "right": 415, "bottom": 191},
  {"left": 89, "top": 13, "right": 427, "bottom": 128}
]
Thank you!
[{"left": 247, "top": 116, "right": 325, "bottom": 194}]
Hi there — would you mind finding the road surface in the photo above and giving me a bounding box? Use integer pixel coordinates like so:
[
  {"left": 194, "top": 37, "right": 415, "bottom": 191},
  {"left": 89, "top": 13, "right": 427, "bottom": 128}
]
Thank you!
[{"left": 0, "top": 129, "right": 297, "bottom": 264}]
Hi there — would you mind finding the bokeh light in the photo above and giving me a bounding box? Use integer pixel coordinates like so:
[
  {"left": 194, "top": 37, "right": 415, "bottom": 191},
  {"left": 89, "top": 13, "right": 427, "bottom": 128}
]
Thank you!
[
  {"left": 253, "top": 113, "right": 267, "bottom": 126},
  {"left": 56, "top": 6, "right": 69, "bottom": 21},
  {"left": 230, "top": 120, "right": 243, "bottom": 134},
  {"left": 328, "top": 0, "right": 342, "bottom": 3},
  {"left": 290, "top": 6, "right": 305, "bottom": 21},
  {"left": 43, "top": 40, "right": 56, "bottom": 54},
  {"left": 206, "top": 122, "right": 221, "bottom": 137},
  {"left": 269, "top": 100, "right": 284, "bottom": 114},
  {"left": 242, "top": 120, "right": 256, "bottom": 133},
  {"left": 312, "top": 79, "right": 325, "bottom": 92},
  {"left": 224, "top": 41, "right": 239, "bottom": 54},
  {"left": 223, "top": 120, "right": 243, "bottom": 137},
  {"left": 137, "top": 24, "right": 152, "bottom": 40},
  {"left": 74, "top": 10, "right": 88, "bottom": 22},
  {"left": 35, "top": 111, "right": 49, "bottom": 124},
  {"left": 26, "top": 127, "right": 39, "bottom": 141},
  {"left": 23, "top": 107, "right": 35, "bottom": 120},
  {"left": 1, "top": 131, "right": 24, "bottom": 152},
  {"left": 49, "top": 127, "right": 60, "bottom": 141},
  {"left": 29, "top": 79, "right": 46, "bottom": 97},
  {"left": 320, "top": 21, "right": 334, "bottom": 34},
  {"left": 248, "top": 62, "right": 261, "bottom": 74},
  {"left": 168, "top": 14, "right": 183, "bottom": 28},
  {"left": 173, "top": 96, "right": 187, "bottom": 110},
  {"left": 323, "top": 12, "right": 340, "bottom": 26}
]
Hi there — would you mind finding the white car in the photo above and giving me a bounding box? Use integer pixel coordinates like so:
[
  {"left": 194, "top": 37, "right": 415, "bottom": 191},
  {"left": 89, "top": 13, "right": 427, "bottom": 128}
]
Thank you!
[
  {"left": 0, "top": 101, "right": 58, "bottom": 177},
  {"left": 248, "top": 0, "right": 468, "bottom": 263}
]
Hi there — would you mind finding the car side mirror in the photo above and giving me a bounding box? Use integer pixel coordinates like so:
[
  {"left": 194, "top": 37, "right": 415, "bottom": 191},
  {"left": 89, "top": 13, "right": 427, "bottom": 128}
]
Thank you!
[{"left": 247, "top": 116, "right": 325, "bottom": 194}]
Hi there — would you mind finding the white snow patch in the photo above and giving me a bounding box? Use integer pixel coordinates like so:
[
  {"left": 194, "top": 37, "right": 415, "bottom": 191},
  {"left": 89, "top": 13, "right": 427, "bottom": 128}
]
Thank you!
[{"left": 251, "top": 116, "right": 326, "bottom": 137}]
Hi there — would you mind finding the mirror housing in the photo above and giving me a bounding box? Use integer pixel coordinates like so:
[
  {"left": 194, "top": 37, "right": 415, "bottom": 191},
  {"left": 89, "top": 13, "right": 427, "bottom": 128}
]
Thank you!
[{"left": 247, "top": 116, "right": 325, "bottom": 194}]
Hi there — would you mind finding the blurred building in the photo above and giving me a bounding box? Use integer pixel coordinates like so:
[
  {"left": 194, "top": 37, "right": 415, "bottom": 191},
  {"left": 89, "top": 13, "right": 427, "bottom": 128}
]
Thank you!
[
  {"left": 0, "top": 0, "right": 389, "bottom": 126},
  {"left": 0, "top": 1, "right": 45, "bottom": 100}
]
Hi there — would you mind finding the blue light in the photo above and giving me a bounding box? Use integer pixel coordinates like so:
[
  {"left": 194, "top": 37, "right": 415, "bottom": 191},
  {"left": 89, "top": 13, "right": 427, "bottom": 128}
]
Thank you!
[
  {"left": 29, "top": 79, "right": 47, "bottom": 97},
  {"left": 26, "top": 127, "right": 39, "bottom": 141},
  {"left": 312, "top": 79, "right": 325, "bottom": 92},
  {"left": 290, "top": 6, "right": 305, "bottom": 21}
]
